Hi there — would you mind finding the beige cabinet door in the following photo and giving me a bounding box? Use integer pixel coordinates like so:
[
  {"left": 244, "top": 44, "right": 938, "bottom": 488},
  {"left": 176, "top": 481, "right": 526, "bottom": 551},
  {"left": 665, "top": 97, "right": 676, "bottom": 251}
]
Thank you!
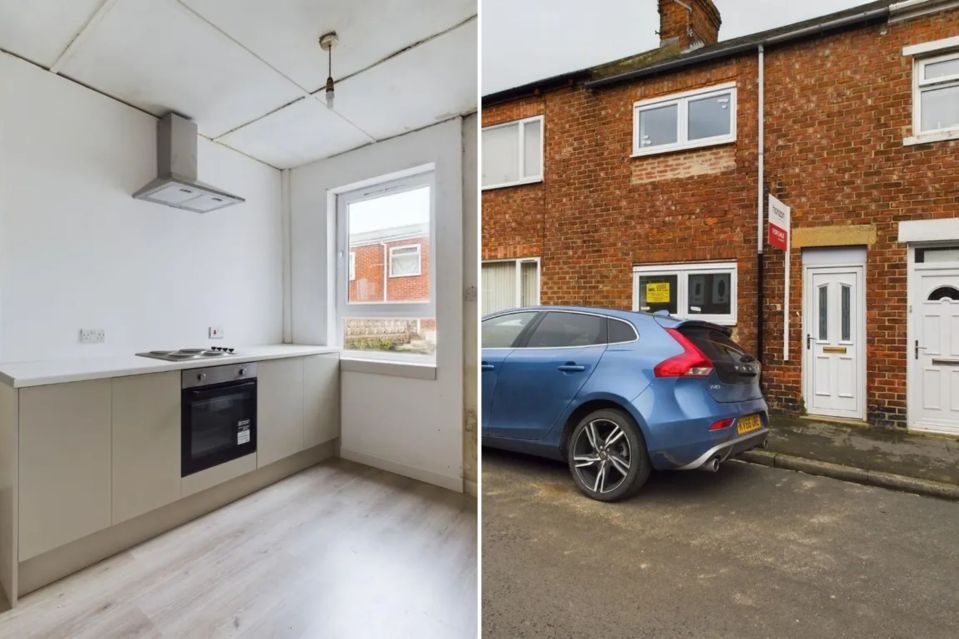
[
  {"left": 303, "top": 354, "right": 340, "bottom": 448},
  {"left": 257, "top": 358, "right": 304, "bottom": 467},
  {"left": 112, "top": 371, "right": 181, "bottom": 523},
  {"left": 19, "top": 379, "right": 111, "bottom": 560}
]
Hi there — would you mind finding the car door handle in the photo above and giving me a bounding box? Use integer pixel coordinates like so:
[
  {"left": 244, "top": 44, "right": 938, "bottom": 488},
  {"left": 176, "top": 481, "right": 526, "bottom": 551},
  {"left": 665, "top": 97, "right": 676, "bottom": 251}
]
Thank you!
[
  {"left": 558, "top": 363, "right": 587, "bottom": 373},
  {"left": 481, "top": 363, "right": 495, "bottom": 371}
]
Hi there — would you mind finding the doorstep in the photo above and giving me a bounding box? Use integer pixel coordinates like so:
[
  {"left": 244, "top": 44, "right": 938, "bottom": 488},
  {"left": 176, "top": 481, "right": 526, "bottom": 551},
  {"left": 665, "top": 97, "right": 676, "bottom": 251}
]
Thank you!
[{"left": 735, "top": 414, "right": 959, "bottom": 500}]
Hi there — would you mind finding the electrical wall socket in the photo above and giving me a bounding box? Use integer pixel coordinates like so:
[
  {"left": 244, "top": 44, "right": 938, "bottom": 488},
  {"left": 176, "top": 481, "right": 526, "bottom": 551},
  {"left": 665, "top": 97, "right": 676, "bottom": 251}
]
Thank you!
[
  {"left": 79, "top": 328, "right": 105, "bottom": 344},
  {"left": 208, "top": 326, "right": 224, "bottom": 339}
]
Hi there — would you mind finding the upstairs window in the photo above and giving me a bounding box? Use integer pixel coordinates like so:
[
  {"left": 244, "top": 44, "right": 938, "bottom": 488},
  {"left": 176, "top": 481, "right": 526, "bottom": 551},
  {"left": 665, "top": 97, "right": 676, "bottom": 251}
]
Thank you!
[
  {"left": 633, "top": 83, "right": 737, "bottom": 156},
  {"left": 482, "top": 116, "right": 544, "bottom": 189},
  {"left": 389, "top": 245, "right": 422, "bottom": 277},
  {"left": 915, "top": 51, "right": 959, "bottom": 135}
]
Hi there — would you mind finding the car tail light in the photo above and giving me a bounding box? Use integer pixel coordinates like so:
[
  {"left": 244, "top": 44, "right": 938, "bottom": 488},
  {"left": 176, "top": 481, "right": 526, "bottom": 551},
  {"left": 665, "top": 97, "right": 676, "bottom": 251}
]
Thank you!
[
  {"left": 654, "top": 328, "right": 715, "bottom": 378},
  {"left": 709, "top": 418, "right": 735, "bottom": 431}
]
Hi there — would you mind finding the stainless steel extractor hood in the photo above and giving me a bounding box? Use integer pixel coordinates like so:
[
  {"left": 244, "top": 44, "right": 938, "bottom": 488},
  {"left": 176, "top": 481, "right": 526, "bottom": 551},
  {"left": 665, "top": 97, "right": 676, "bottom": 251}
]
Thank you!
[{"left": 133, "top": 113, "right": 244, "bottom": 213}]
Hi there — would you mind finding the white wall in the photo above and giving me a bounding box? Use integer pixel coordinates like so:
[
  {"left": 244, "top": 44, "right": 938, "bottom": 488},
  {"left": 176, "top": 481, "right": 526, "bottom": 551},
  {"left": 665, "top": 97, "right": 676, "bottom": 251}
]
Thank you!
[
  {"left": 290, "top": 118, "right": 464, "bottom": 491},
  {"left": 0, "top": 53, "right": 283, "bottom": 361}
]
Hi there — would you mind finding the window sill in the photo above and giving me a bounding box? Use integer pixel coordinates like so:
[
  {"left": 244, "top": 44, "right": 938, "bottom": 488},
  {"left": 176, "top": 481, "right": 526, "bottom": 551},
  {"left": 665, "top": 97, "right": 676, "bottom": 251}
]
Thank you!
[
  {"left": 631, "top": 137, "right": 736, "bottom": 158},
  {"left": 340, "top": 355, "right": 437, "bottom": 380},
  {"left": 903, "top": 129, "right": 959, "bottom": 146},
  {"left": 482, "top": 176, "right": 543, "bottom": 191}
]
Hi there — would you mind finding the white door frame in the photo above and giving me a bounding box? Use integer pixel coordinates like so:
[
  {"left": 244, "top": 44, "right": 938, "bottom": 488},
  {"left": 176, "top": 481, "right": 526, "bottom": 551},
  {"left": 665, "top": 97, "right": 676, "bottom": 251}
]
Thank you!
[
  {"left": 801, "top": 251, "right": 867, "bottom": 421},
  {"left": 906, "top": 243, "right": 959, "bottom": 432}
]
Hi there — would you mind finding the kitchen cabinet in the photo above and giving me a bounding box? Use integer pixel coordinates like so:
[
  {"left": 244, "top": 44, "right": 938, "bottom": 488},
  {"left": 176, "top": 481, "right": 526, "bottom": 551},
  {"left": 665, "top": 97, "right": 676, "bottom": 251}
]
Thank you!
[
  {"left": 19, "top": 379, "right": 111, "bottom": 560},
  {"left": 112, "top": 371, "right": 181, "bottom": 523},
  {"left": 303, "top": 353, "right": 339, "bottom": 448},
  {"left": 257, "top": 358, "right": 305, "bottom": 467}
]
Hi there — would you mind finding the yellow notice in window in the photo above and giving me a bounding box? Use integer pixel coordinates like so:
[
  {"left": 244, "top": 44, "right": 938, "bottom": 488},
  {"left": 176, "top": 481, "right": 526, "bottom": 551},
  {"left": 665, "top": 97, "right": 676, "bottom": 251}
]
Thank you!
[{"left": 645, "top": 282, "right": 671, "bottom": 303}]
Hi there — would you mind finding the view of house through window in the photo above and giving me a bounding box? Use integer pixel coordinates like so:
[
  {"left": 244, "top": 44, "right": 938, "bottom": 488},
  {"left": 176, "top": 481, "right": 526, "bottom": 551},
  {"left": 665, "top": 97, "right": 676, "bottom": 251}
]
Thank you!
[{"left": 339, "top": 173, "right": 435, "bottom": 358}]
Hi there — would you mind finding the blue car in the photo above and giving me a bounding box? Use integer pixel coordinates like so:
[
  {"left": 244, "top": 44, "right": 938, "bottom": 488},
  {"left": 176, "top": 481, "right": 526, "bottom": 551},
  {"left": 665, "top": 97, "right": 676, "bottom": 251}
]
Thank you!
[{"left": 482, "top": 306, "right": 769, "bottom": 501}]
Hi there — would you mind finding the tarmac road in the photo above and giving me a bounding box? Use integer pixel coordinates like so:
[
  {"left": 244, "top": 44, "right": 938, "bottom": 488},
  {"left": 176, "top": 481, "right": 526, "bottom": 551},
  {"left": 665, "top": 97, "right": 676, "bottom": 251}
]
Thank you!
[{"left": 481, "top": 448, "right": 959, "bottom": 639}]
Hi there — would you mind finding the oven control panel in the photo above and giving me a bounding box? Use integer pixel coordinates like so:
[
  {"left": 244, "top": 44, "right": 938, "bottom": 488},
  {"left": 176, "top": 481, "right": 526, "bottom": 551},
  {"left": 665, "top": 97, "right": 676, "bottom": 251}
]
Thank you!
[{"left": 182, "top": 362, "right": 258, "bottom": 389}]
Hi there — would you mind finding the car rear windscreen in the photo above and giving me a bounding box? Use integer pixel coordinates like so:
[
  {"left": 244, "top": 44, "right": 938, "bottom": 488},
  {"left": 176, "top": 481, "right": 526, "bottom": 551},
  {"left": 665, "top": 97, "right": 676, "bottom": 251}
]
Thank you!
[{"left": 678, "top": 325, "right": 758, "bottom": 384}]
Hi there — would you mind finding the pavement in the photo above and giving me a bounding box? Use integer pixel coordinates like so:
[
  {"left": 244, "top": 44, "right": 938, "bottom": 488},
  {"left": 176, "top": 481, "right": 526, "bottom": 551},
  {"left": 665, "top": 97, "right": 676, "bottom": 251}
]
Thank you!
[
  {"left": 740, "top": 415, "right": 959, "bottom": 500},
  {"left": 482, "top": 448, "right": 959, "bottom": 639}
]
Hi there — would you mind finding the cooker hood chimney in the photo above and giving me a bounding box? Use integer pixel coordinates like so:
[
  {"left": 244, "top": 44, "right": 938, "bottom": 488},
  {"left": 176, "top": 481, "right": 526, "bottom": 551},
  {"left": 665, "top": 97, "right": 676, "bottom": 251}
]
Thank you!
[{"left": 133, "top": 113, "right": 244, "bottom": 213}]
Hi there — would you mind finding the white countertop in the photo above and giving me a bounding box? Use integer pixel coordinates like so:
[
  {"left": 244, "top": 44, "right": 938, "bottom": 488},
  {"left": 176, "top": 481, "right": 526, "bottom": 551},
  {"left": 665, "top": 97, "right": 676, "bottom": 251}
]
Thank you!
[{"left": 0, "top": 345, "right": 339, "bottom": 388}]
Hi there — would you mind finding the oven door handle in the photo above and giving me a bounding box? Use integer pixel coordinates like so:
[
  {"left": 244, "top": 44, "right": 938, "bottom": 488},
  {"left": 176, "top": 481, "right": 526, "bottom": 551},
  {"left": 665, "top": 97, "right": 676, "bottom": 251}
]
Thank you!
[{"left": 184, "top": 379, "right": 257, "bottom": 400}]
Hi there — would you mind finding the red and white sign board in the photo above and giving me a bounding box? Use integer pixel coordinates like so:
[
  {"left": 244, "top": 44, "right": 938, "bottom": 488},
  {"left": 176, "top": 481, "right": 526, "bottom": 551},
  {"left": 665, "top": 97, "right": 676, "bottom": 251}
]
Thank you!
[{"left": 768, "top": 195, "right": 791, "bottom": 251}]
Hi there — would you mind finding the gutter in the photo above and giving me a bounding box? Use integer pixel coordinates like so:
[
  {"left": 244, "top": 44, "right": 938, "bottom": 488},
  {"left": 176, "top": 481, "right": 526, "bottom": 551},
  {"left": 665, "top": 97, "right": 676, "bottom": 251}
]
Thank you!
[{"left": 585, "top": 5, "right": 890, "bottom": 90}]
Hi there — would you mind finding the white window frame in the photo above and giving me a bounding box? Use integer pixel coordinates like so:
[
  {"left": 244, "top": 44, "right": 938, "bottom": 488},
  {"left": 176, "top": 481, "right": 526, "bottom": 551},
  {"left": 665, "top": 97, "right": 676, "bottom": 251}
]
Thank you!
[
  {"left": 388, "top": 244, "right": 422, "bottom": 278},
  {"left": 482, "top": 257, "right": 541, "bottom": 310},
  {"left": 631, "top": 261, "right": 738, "bottom": 325},
  {"left": 348, "top": 251, "right": 356, "bottom": 281},
  {"left": 481, "top": 115, "right": 544, "bottom": 190},
  {"left": 333, "top": 165, "right": 436, "bottom": 363},
  {"left": 912, "top": 49, "right": 959, "bottom": 137},
  {"left": 632, "top": 82, "right": 737, "bottom": 157}
]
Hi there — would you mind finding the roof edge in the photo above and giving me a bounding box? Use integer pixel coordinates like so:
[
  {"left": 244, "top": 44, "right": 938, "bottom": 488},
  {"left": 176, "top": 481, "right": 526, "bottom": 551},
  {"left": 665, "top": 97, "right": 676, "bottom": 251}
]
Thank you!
[{"left": 585, "top": 3, "right": 891, "bottom": 90}]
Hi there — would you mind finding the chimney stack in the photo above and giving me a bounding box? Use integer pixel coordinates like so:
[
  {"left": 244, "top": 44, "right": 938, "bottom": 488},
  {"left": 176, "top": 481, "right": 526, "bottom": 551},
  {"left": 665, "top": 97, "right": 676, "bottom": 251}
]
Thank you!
[{"left": 658, "top": 0, "right": 722, "bottom": 50}]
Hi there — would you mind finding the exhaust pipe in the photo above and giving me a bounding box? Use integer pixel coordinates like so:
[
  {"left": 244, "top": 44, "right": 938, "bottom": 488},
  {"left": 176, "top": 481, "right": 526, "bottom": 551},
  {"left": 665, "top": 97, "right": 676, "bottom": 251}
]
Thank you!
[{"left": 704, "top": 456, "right": 722, "bottom": 472}]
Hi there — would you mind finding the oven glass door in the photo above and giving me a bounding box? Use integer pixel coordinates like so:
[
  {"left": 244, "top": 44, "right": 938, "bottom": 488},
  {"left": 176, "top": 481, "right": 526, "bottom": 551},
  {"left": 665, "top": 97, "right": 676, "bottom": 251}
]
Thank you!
[{"left": 182, "top": 380, "right": 257, "bottom": 476}]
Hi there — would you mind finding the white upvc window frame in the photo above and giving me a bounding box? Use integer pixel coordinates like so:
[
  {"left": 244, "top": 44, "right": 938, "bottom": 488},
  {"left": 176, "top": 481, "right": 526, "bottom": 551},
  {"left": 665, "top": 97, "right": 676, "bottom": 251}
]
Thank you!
[
  {"left": 912, "top": 49, "right": 959, "bottom": 136},
  {"left": 388, "top": 244, "right": 422, "bottom": 278},
  {"left": 482, "top": 257, "right": 541, "bottom": 311},
  {"left": 348, "top": 251, "right": 356, "bottom": 281},
  {"left": 334, "top": 165, "right": 436, "bottom": 363},
  {"left": 631, "top": 261, "right": 738, "bottom": 326},
  {"left": 481, "top": 115, "right": 544, "bottom": 190},
  {"left": 632, "top": 82, "right": 737, "bottom": 157}
]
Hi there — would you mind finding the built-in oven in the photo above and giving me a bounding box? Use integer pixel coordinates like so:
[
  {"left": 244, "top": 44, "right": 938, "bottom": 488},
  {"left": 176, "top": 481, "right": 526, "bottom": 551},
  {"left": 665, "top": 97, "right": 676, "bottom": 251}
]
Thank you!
[{"left": 181, "top": 363, "right": 257, "bottom": 477}]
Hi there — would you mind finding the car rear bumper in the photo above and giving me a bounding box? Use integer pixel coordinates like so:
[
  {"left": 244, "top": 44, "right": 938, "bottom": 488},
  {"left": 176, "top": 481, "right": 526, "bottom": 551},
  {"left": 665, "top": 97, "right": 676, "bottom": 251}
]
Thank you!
[{"left": 675, "top": 429, "right": 768, "bottom": 470}]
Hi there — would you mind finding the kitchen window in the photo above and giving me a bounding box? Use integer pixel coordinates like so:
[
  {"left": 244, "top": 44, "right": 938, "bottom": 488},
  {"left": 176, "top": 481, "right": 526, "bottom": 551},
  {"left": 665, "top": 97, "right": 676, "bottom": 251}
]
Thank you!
[
  {"left": 482, "top": 116, "right": 544, "bottom": 190},
  {"left": 913, "top": 50, "right": 959, "bottom": 137},
  {"left": 389, "top": 244, "right": 421, "bottom": 277},
  {"left": 337, "top": 169, "right": 435, "bottom": 361},
  {"left": 632, "top": 262, "right": 737, "bottom": 325},
  {"left": 482, "top": 258, "right": 540, "bottom": 315},
  {"left": 633, "top": 83, "right": 737, "bottom": 156}
]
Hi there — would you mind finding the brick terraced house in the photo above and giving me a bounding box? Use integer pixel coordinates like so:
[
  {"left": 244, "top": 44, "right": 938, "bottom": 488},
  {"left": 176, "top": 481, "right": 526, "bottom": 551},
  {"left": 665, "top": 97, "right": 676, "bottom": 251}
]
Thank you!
[{"left": 481, "top": 0, "right": 959, "bottom": 432}]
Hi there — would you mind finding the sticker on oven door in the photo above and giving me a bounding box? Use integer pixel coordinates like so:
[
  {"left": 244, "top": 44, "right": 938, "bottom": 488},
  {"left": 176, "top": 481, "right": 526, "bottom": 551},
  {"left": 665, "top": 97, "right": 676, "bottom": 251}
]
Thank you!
[{"left": 237, "top": 419, "right": 251, "bottom": 445}]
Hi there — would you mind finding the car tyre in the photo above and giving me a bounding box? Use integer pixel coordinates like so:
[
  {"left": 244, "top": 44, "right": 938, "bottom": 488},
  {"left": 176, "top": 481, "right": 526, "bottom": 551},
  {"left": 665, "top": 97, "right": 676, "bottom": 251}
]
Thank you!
[{"left": 566, "top": 408, "right": 651, "bottom": 502}]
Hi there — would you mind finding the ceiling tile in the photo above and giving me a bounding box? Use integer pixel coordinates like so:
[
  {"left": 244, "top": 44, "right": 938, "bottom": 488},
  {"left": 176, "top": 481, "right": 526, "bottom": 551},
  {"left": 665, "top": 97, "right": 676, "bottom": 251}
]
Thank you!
[
  {"left": 0, "top": 0, "right": 104, "bottom": 67},
  {"left": 181, "top": 0, "right": 476, "bottom": 91},
  {"left": 332, "top": 20, "right": 477, "bottom": 140},
  {"left": 217, "top": 97, "right": 371, "bottom": 169},
  {"left": 57, "top": 0, "right": 303, "bottom": 137}
]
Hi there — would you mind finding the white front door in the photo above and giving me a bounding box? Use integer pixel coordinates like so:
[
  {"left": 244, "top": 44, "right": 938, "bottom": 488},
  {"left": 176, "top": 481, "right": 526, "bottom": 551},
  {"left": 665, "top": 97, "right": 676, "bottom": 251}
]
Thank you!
[
  {"left": 912, "top": 269, "right": 959, "bottom": 434},
  {"left": 803, "top": 266, "right": 865, "bottom": 420}
]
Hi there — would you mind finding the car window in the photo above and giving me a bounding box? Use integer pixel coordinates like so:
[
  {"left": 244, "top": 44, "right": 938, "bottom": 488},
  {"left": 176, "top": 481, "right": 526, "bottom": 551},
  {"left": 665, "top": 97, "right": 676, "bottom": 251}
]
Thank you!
[
  {"left": 482, "top": 312, "right": 538, "bottom": 348},
  {"left": 608, "top": 318, "right": 638, "bottom": 344},
  {"left": 525, "top": 312, "right": 608, "bottom": 348}
]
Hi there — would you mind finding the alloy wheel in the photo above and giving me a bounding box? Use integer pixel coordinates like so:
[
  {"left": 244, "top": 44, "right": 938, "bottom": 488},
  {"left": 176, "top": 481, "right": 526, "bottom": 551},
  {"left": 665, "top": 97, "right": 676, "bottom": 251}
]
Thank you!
[{"left": 571, "top": 418, "right": 632, "bottom": 494}]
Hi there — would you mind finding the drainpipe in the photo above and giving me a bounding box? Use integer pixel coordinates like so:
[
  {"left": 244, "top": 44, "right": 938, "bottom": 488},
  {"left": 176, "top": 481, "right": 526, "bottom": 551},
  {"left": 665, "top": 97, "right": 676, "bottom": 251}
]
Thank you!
[
  {"left": 756, "top": 45, "right": 765, "bottom": 365},
  {"left": 381, "top": 242, "right": 388, "bottom": 302}
]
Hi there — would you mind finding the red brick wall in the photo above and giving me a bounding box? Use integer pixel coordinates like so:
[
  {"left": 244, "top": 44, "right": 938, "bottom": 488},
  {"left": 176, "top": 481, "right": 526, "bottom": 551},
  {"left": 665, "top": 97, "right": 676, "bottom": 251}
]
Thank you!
[
  {"left": 761, "top": 11, "right": 959, "bottom": 425},
  {"left": 350, "top": 237, "right": 430, "bottom": 303},
  {"left": 482, "top": 9, "right": 959, "bottom": 427}
]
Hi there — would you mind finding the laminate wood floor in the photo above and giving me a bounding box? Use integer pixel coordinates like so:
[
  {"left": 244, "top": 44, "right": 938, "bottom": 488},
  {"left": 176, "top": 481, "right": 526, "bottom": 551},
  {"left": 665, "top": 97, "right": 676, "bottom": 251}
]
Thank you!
[{"left": 0, "top": 459, "right": 477, "bottom": 639}]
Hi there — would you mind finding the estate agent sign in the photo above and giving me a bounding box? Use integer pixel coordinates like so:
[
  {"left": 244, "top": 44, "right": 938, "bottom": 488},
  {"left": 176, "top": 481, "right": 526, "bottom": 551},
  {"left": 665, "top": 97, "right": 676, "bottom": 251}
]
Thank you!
[{"left": 769, "top": 195, "right": 792, "bottom": 361}]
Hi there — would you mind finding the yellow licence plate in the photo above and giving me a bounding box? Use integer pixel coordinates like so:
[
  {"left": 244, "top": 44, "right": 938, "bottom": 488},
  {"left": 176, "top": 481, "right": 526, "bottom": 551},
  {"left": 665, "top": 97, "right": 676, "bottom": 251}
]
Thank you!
[{"left": 736, "top": 414, "right": 762, "bottom": 435}]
